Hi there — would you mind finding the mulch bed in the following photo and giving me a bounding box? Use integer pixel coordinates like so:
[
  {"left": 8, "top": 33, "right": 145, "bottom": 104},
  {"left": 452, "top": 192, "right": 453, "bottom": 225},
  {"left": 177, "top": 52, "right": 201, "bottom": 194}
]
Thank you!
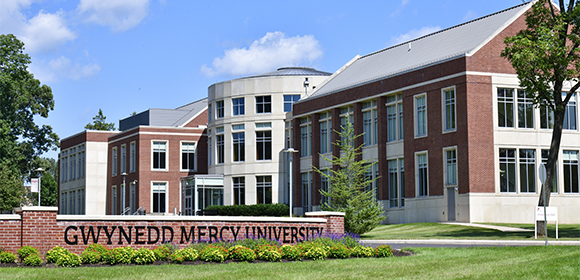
[{"left": 0, "top": 249, "right": 414, "bottom": 268}]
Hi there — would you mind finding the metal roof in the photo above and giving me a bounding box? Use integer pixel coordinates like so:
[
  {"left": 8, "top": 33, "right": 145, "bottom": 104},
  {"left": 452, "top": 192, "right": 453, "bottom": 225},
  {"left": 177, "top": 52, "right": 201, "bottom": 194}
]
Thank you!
[
  {"left": 243, "top": 67, "right": 331, "bottom": 79},
  {"left": 119, "top": 98, "right": 207, "bottom": 130},
  {"left": 304, "top": 2, "right": 532, "bottom": 100}
]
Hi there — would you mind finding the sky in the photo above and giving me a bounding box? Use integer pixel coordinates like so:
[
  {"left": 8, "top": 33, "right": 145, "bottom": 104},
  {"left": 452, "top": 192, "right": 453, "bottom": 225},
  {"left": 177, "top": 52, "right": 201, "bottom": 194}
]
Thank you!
[{"left": 1, "top": 0, "right": 527, "bottom": 160}]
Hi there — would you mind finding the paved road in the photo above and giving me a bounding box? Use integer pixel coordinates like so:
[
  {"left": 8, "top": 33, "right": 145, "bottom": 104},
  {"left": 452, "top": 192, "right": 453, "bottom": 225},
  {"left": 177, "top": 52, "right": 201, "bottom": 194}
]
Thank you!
[{"left": 361, "top": 239, "right": 580, "bottom": 250}]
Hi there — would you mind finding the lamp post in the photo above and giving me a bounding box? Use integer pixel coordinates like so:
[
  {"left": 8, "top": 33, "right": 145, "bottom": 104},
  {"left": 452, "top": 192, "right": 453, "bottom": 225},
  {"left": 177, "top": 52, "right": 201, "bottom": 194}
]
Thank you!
[
  {"left": 283, "top": 148, "right": 299, "bottom": 217},
  {"left": 34, "top": 168, "right": 44, "bottom": 206}
]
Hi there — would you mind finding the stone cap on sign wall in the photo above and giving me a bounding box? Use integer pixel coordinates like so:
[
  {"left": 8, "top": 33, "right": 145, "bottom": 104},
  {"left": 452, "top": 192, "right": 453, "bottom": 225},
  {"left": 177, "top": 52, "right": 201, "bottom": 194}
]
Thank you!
[
  {"left": 57, "top": 215, "right": 328, "bottom": 223},
  {"left": 305, "top": 211, "right": 345, "bottom": 217},
  {"left": 14, "top": 206, "right": 58, "bottom": 212},
  {"left": 0, "top": 214, "right": 21, "bottom": 220}
]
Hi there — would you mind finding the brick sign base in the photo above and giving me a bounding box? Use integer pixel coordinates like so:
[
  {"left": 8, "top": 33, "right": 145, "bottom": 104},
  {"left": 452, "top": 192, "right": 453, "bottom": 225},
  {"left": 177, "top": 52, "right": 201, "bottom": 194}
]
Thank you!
[{"left": 0, "top": 207, "right": 344, "bottom": 256}]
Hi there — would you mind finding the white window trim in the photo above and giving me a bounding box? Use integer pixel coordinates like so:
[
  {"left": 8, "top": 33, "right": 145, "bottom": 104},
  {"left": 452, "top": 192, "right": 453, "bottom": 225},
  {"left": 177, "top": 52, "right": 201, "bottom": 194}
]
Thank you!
[
  {"left": 415, "top": 150, "right": 429, "bottom": 197},
  {"left": 180, "top": 141, "right": 197, "bottom": 172},
  {"left": 151, "top": 181, "right": 168, "bottom": 214},
  {"left": 441, "top": 86, "right": 457, "bottom": 134},
  {"left": 121, "top": 144, "right": 127, "bottom": 175},
  {"left": 112, "top": 147, "right": 118, "bottom": 177},
  {"left": 216, "top": 100, "right": 225, "bottom": 119},
  {"left": 130, "top": 141, "right": 136, "bottom": 173},
  {"left": 414, "top": 93, "right": 428, "bottom": 139},
  {"left": 443, "top": 146, "right": 458, "bottom": 186},
  {"left": 151, "top": 140, "right": 169, "bottom": 172}
]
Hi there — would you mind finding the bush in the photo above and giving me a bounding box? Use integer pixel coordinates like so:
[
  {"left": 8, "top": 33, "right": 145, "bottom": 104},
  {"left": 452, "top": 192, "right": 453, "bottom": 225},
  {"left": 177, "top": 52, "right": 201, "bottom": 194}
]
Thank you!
[
  {"left": 0, "top": 251, "right": 17, "bottom": 263},
  {"left": 328, "top": 244, "right": 351, "bottom": 259},
  {"left": 103, "top": 247, "right": 135, "bottom": 265},
  {"left": 17, "top": 246, "right": 38, "bottom": 262},
  {"left": 229, "top": 245, "right": 256, "bottom": 262},
  {"left": 255, "top": 245, "right": 282, "bottom": 262},
  {"left": 199, "top": 246, "right": 229, "bottom": 263},
  {"left": 132, "top": 248, "right": 156, "bottom": 265},
  {"left": 170, "top": 250, "right": 186, "bottom": 264},
  {"left": 170, "top": 247, "right": 199, "bottom": 264},
  {"left": 23, "top": 253, "right": 42, "bottom": 266},
  {"left": 205, "top": 203, "right": 289, "bottom": 217},
  {"left": 85, "top": 243, "right": 108, "bottom": 255},
  {"left": 351, "top": 246, "right": 374, "bottom": 258},
  {"left": 80, "top": 250, "right": 101, "bottom": 264},
  {"left": 300, "top": 243, "right": 328, "bottom": 261},
  {"left": 153, "top": 243, "right": 176, "bottom": 261},
  {"left": 55, "top": 251, "right": 81, "bottom": 267},
  {"left": 281, "top": 244, "right": 302, "bottom": 261},
  {"left": 46, "top": 246, "right": 68, "bottom": 263},
  {"left": 374, "top": 245, "right": 394, "bottom": 258}
]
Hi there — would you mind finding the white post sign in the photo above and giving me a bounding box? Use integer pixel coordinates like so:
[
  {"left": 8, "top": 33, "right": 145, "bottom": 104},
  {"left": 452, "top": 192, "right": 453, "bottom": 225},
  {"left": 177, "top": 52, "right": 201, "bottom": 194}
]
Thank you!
[
  {"left": 534, "top": 206, "right": 558, "bottom": 239},
  {"left": 30, "top": 178, "right": 39, "bottom": 193}
]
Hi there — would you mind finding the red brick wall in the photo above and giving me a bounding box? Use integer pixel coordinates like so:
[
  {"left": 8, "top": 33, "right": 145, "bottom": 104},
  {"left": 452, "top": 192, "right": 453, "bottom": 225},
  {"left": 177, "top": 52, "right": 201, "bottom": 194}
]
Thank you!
[{"left": 0, "top": 209, "right": 344, "bottom": 256}]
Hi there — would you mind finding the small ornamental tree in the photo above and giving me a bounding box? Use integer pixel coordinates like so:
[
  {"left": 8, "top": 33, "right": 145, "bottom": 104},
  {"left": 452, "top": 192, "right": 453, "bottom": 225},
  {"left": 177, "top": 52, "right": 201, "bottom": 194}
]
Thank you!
[
  {"left": 85, "top": 109, "right": 116, "bottom": 131},
  {"left": 314, "top": 122, "right": 384, "bottom": 235}
]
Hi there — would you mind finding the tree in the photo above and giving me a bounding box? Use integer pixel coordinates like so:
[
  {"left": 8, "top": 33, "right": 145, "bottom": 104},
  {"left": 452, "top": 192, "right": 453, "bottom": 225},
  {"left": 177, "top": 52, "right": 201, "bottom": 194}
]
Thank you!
[
  {"left": 85, "top": 108, "right": 116, "bottom": 131},
  {"left": 0, "top": 34, "right": 59, "bottom": 177},
  {"left": 314, "top": 122, "right": 384, "bottom": 235},
  {"left": 28, "top": 157, "right": 58, "bottom": 206},
  {"left": 501, "top": 0, "right": 580, "bottom": 236},
  {"left": 0, "top": 164, "right": 27, "bottom": 211}
]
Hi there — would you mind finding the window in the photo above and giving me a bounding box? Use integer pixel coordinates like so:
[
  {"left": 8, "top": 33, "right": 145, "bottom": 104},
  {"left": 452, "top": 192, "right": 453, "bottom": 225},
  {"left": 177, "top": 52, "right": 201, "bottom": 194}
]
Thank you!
[
  {"left": 300, "top": 117, "right": 311, "bottom": 157},
  {"left": 398, "top": 102, "right": 404, "bottom": 140},
  {"left": 499, "top": 148, "right": 516, "bottom": 193},
  {"left": 540, "top": 105, "right": 554, "bottom": 129},
  {"left": 498, "top": 88, "right": 514, "bottom": 127},
  {"left": 444, "top": 148, "right": 457, "bottom": 186},
  {"left": 112, "top": 147, "right": 117, "bottom": 176},
  {"left": 61, "top": 152, "right": 66, "bottom": 182},
  {"left": 340, "top": 106, "right": 353, "bottom": 143},
  {"left": 563, "top": 92, "right": 577, "bottom": 130},
  {"left": 321, "top": 170, "right": 330, "bottom": 206},
  {"left": 387, "top": 104, "right": 397, "bottom": 142},
  {"left": 130, "top": 142, "right": 136, "bottom": 172},
  {"left": 256, "top": 176, "right": 272, "bottom": 204},
  {"left": 112, "top": 185, "right": 117, "bottom": 215},
  {"left": 415, "top": 94, "right": 427, "bottom": 137},
  {"left": 416, "top": 152, "right": 428, "bottom": 196},
  {"left": 233, "top": 98, "right": 245, "bottom": 116},
  {"left": 388, "top": 159, "right": 398, "bottom": 207},
  {"left": 362, "top": 101, "right": 377, "bottom": 146},
  {"left": 284, "top": 95, "right": 300, "bottom": 112},
  {"left": 80, "top": 189, "right": 85, "bottom": 215},
  {"left": 399, "top": 158, "right": 405, "bottom": 207},
  {"left": 517, "top": 90, "right": 534, "bottom": 128},
  {"left": 443, "top": 88, "right": 456, "bottom": 132},
  {"left": 181, "top": 142, "right": 196, "bottom": 170},
  {"left": 233, "top": 132, "right": 245, "bottom": 162},
  {"left": 301, "top": 172, "right": 312, "bottom": 212},
  {"left": 541, "top": 149, "right": 558, "bottom": 192},
  {"left": 70, "top": 190, "right": 75, "bottom": 214},
  {"left": 256, "top": 131, "right": 272, "bottom": 160},
  {"left": 232, "top": 124, "right": 245, "bottom": 130},
  {"left": 130, "top": 183, "right": 135, "bottom": 214},
  {"left": 563, "top": 150, "right": 579, "bottom": 193},
  {"left": 152, "top": 182, "right": 166, "bottom": 213},
  {"left": 208, "top": 135, "right": 212, "bottom": 166},
  {"left": 62, "top": 192, "right": 67, "bottom": 214},
  {"left": 519, "top": 149, "right": 536, "bottom": 193},
  {"left": 233, "top": 177, "right": 245, "bottom": 205},
  {"left": 216, "top": 134, "right": 224, "bottom": 164},
  {"left": 81, "top": 151, "right": 85, "bottom": 178},
  {"left": 364, "top": 163, "right": 379, "bottom": 200},
  {"left": 71, "top": 152, "right": 76, "bottom": 180},
  {"left": 320, "top": 112, "right": 332, "bottom": 154},
  {"left": 121, "top": 145, "right": 126, "bottom": 174},
  {"left": 78, "top": 150, "right": 82, "bottom": 179},
  {"left": 152, "top": 141, "right": 167, "bottom": 170},
  {"left": 216, "top": 100, "right": 224, "bottom": 118},
  {"left": 256, "top": 122, "right": 271, "bottom": 128},
  {"left": 256, "top": 96, "right": 272, "bottom": 114},
  {"left": 208, "top": 104, "right": 212, "bottom": 122}
]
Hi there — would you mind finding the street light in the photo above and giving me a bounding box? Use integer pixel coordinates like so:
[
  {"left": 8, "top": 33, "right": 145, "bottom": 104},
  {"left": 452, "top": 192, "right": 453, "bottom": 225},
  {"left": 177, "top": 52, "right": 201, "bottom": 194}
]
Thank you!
[
  {"left": 34, "top": 168, "right": 44, "bottom": 206},
  {"left": 283, "top": 148, "right": 299, "bottom": 217}
]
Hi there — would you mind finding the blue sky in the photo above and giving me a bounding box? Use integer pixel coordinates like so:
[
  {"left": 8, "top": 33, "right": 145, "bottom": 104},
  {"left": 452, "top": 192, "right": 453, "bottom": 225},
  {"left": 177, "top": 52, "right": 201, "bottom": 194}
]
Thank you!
[{"left": 1, "top": 0, "right": 525, "bottom": 160}]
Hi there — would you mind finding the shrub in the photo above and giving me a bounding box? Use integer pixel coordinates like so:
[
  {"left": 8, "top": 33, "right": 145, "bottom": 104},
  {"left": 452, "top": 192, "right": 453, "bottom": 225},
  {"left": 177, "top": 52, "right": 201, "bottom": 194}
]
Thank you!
[
  {"left": 301, "top": 243, "right": 328, "bottom": 261},
  {"left": 351, "top": 246, "right": 374, "bottom": 258},
  {"left": 0, "top": 251, "right": 17, "bottom": 263},
  {"left": 337, "top": 232, "right": 361, "bottom": 248},
  {"left": 255, "top": 245, "right": 282, "bottom": 262},
  {"left": 23, "top": 253, "right": 42, "bottom": 266},
  {"left": 85, "top": 243, "right": 108, "bottom": 255},
  {"left": 281, "top": 244, "right": 302, "bottom": 261},
  {"left": 103, "top": 247, "right": 135, "bottom": 265},
  {"left": 153, "top": 244, "right": 175, "bottom": 261},
  {"left": 132, "top": 248, "right": 156, "bottom": 265},
  {"left": 55, "top": 251, "right": 81, "bottom": 267},
  {"left": 199, "top": 246, "right": 229, "bottom": 263},
  {"left": 170, "top": 250, "right": 186, "bottom": 264},
  {"left": 328, "top": 244, "right": 351, "bottom": 259},
  {"left": 17, "top": 246, "right": 38, "bottom": 262},
  {"left": 180, "top": 247, "right": 199, "bottom": 261},
  {"left": 46, "top": 246, "right": 68, "bottom": 263},
  {"left": 80, "top": 250, "right": 101, "bottom": 264},
  {"left": 374, "top": 245, "right": 394, "bottom": 258},
  {"left": 229, "top": 245, "right": 256, "bottom": 262}
]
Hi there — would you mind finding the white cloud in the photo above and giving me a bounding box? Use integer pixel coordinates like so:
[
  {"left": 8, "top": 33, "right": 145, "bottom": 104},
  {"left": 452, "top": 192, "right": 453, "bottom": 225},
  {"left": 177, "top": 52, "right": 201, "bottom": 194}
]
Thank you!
[
  {"left": 78, "top": 0, "right": 150, "bottom": 32},
  {"left": 390, "top": 26, "right": 442, "bottom": 46},
  {"left": 463, "top": 10, "right": 478, "bottom": 22},
  {"left": 201, "top": 31, "right": 323, "bottom": 77},
  {"left": 30, "top": 55, "right": 101, "bottom": 83},
  {"left": 390, "top": 0, "right": 410, "bottom": 17}
]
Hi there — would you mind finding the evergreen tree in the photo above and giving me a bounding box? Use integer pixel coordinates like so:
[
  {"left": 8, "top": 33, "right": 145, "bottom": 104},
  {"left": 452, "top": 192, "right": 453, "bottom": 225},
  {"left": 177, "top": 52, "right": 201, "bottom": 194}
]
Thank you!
[{"left": 85, "top": 108, "right": 116, "bottom": 131}]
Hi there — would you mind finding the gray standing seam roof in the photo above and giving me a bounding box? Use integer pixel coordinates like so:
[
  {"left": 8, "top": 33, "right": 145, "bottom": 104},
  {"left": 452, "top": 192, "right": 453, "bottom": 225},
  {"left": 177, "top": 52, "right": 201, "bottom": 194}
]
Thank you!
[
  {"left": 119, "top": 98, "right": 208, "bottom": 131},
  {"left": 304, "top": 2, "right": 531, "bottom": 100}
]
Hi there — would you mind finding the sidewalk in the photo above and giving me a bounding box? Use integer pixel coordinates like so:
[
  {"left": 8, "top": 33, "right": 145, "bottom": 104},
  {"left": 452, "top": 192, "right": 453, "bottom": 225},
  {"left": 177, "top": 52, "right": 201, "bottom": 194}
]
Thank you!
[
  {"left": 440, "top": 222, "right": 533, "bottom": 232},
  {"left": 361, "top": 239, "right": 580, "bottom": 246}
]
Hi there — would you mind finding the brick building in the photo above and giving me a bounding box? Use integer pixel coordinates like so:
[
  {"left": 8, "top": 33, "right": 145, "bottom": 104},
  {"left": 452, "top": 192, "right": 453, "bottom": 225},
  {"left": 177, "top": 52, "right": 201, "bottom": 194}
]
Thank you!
[{"left": 291, "top": 2, "right": 580, "bottom": 223}]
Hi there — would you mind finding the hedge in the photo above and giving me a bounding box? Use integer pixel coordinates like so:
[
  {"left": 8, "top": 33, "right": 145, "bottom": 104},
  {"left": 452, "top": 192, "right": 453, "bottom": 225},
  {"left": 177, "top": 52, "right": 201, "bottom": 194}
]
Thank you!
[{"left": 205, "top": 203, "right": 289, "bottom": 217}]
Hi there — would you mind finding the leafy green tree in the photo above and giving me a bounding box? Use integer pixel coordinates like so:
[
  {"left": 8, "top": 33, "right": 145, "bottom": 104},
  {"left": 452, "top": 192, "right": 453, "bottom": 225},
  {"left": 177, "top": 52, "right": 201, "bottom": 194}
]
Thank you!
[
  {"left": 501, "top": 0, "right": 579, "bottom": 236},
  {"left": 0, "top": 34, "right": 59, "bottom": 177},
  {"left": 314, "top": 122, "right": 384, "bottom": 235},
  {"left": 0, "top": 164, "right": 26, "bottom": 211},
  {"left": 28, "top": 157, "right": 58, "bottom": 206},
  {"left": 85, "top": 108, "right": 116, "bottom": 131}
]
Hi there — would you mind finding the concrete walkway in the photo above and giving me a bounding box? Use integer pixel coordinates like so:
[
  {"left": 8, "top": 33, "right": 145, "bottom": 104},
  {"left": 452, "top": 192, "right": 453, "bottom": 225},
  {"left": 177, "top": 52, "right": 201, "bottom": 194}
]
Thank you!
[
  {"left": 361, "top": 239, "right": 580, "bottom": 247},
  {"left": 440, "top": 222, "right": 533, "bottom": 232}
]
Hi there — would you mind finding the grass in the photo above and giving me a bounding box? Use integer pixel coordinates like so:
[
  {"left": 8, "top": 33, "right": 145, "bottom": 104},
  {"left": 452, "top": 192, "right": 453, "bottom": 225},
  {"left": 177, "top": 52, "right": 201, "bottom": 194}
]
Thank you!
[
  {"left": 361, "top": 223, "right": 580, "bottom": 240},
  {"left": 1, "top": 246, "right": 578, "bottom": 279}
]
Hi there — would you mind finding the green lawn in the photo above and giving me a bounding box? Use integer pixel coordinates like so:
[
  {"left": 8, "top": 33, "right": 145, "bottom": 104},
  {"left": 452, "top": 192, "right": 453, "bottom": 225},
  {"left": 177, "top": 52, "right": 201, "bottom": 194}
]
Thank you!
[
  {"left": 361, "top": 223, "right": 580, "bottom": 240},
  {"left": 1, "top": 246, "right": 578, "bottom": 279}
]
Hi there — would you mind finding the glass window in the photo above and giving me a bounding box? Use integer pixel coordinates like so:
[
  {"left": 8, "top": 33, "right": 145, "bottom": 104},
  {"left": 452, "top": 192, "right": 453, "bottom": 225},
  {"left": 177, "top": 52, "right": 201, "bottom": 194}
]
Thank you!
[
  {"left": 519, "top": 149, "right": 536, "bottom": 193},
  {"left": 388, "top": 159, "right": 398, "bottom": 207},
  {"left": 256, "top": 131, "right": 272, "bottom": 160},
  {"left": 499, "top": 148, "right": 516, "bottom": 192},
  {"left": 112, "top": 186, "right": 117, "bottom": 215},
  {"left": 256, "top": 122, "right": 271, "bottom": 128},
  {"left": 233, "top": 177, "right": 245, "bottom": 205},
  {"left": 498, "top": 88, "right": 514, "bottom": 127},
  {"left": 320, "top": 120, "right": 328, "bottom": 154},
  {"left": 444, "top": 88, "right": 456, "bottom": 131},
  {"left": 233, "top": 98, "right": 245, "bottom": 116},
  {"left": 387, "top": 105, "right": 397, "bottom": 142},
  {"left": 321, "top": 170, "right": 329, "bottom": 205},
  {"left": 216, "top": 134, "right": 224, "bottom": 164},
  {"left": 233, "top": 132, "right": 245, "bottom": 162},
  {"left": 257, "top": 176, "right": 272, "bottom": 204},
  {"left": 363, "top": 111, "right": 372, "bottom": 146},
  {"left": 301, "top": 172, "right": 312, "bottom": 212},
  {"left": 152, "top": 182, "right": 166, "bottom": 213},
  {"left": 130, "top": 142, "right": 136, "bottom": 172},
  {"left": 181, "top": 142, "right": 196, "bottom": 170},
  {"left": 417, "top": 153, "right": 428, "bottom": 196},
  {"left": 284, "top": 95, "right": 300, "bottom": 112},
  {"left": 563, "top": 92, "right": 577, "bottom": 130},
  {"left": 398, "top": 102, "right": 404, "bottom": 140},
  {"left": 208, "top": 104, "right": 212, "bottom": 122},
  {"left": 216, "top": 100, "right": 224, "bottom": 118},
  {"left": 232, "top": 124, "right": 245, "bottom": 130},
  {"left": 399, "top": 158, "right": 405, "bottom": 207},
  {"left": 541, "top": 149, "right": 558, "bottom": 192},
  {"left": 563, "top": 150, "right": 579, "bottom": 193},
  {"left": 540, "top": 105, "right": 554, "bottom": 129},
  {"left": 300, "top": 120, "right": 311, "bottom": 157},
  {"left": 130, "top": 183, "right": 135, "bottom": 214},
  {"left": 415, "top": 95, "right": 427, "bottom": 137},
  {"left": 121, "top": 145, "right": 126, "bottom": 174},
  {"left": 208, "top": 137, "right": 212, "bottom": 166},
  {"left": 445, "top": 149, "right": 457, "bottom": 185},
  {"left": 152, "top": 142, "right": 167, "bottom": 169},
  {"left": 517, "top": 90, "right": 534, "bottom": 128},
  {"left": 112, "top": 148, "right": 117, "bottom": 175},
  {"left": 256, "top": 96, "right": 272, "bottom": 114}
]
